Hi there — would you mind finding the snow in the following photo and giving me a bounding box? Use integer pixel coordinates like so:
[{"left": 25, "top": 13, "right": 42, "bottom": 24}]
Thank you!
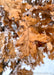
[
  {"left": 31, "top": 0, "right": 35, "bottom": 3},
  {"left": 28, "top": 56, "right": 36, "bottom": 63},
  {"left": 2, "top": 67, "right": 12, "bottom": 75},
  {"left": 2, "top": 53, "right": 54, "bottom": 75},
  {"left": 42, "top": 0, "right": 45, "bottom": 3},
  {"left": 33, "top": 13, "right": 35, "bottom": 16},
  {"left": 39, "top": 13, "right": 42, "bottom": 19},
  {"left": 22, "top": 0, "right": 27, "bottom": 3},
  {"left": 20, "top": 62, "right": 31, "bottom": 70},
  {"left": 33, "top": 53, "right": 54, "bottom": 75},
  {"left": 8, "top": 61, "right": 11, "bottom": 67},
  {"left": 20, "top": 53, "right": 54, "bottom": 75}
]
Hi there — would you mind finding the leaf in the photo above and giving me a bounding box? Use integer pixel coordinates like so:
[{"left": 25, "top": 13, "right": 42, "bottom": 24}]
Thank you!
[
  {"left": 17, "top": 69, "right": 33, "bottom": 75},
  {"left": 0, "top": 0, "right": 32, "bottom": 21},
  {"left": 0, "top": 63, "right": 3, "bottom": 72},
  {"left": 2, "top": 34, "right": 16, "bottom": 62},
  {"left": 0, "top": 0, "right": 22, "bottom": 21},
  {"left": 16, "top": 16, "right": 51, "bottom": 58},
  {"left": 0, "top": 33, "right": 5, "bottom": 48},
  {"left": 0, "top": 0, "right": 54, "bottom": 73}
]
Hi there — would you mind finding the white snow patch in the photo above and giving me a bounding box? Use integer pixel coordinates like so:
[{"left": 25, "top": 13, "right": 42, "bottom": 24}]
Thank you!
[
  {"left": 28, "top": 56, "right": 35, "bottom": 63},
  {"left": 2, "top": 67, "right": 12, "bottom": 75},
  {"left": 41, "top": 25, "right": 48, "bottom": 28},
  {"left": 32, "top": 53, "right": 54, "bottom": 75},
  {"left": 8, "top": 61, "right": 11, "bottom": 67},
  {"left": 39, "top": 13, "right": 42, "bottom": 19},
  {"left": 42, "top": 0, "right": 45, "bottom": 3},
  {"left": 31, "top": 0, "right": 35, "bottom": 3},
  {"left": 22, "top": 0, "right": 27, "bottom": 3},
  {"left": 20, "top": 62, "right": 31, "bottom": 71}
]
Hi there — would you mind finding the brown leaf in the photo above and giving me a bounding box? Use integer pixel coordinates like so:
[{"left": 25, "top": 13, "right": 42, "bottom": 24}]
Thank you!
[
  {"left": 0, "top": 63, "right": 3, "bottom": 72},
  {"left": 0, "top": 33, "right": 5, "bottom": 48},
  {"left": 0, "top": 0, "right": 22, "bottom": 21},
  {"left": 16, "top": 16, "right": 51, "bottom": 58}
]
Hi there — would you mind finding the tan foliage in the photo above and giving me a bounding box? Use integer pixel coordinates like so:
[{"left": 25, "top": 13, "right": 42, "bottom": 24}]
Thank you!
[
  {"left": 0, "top": 64, "right": 3, "bottom": 72},
  {"left": 0, "top": 0, "right": 54, "bottom": 74},
  {"left": 0, "top": 0, "right": 22, "bottom": 21},
  {"left": 47, "top": 42, "right": 53, "bottom": 51},
  {"left": 16, "top": 16, "right": 51, "bottom": 58},
  {"left": 0, "top": 33, "right": 5, "bottom": 48}
]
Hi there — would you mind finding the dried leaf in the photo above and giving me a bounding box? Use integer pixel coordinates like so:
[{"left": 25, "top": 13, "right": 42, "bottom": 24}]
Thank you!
[{"left": 16, "top": 16, "right": 51, "bottom": 58}]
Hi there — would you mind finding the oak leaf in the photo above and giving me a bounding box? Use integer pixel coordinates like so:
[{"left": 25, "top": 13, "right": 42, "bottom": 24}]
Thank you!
[{"left": 16, "top": 16, "right": 51, "bottom": 58}]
